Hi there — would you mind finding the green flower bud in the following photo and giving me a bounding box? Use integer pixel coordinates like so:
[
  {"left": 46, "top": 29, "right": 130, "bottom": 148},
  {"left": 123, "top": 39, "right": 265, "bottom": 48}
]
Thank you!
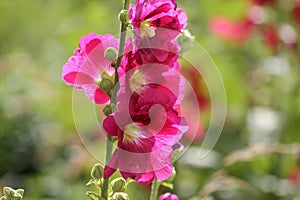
[
  {"left": 118, "top": 9, "right": 130, "bottom": 24},
  {"left": 177, "top": 29, "right": 195, "bottom": 55},
  {"left": 103, "top": 105, "right": 113, "bottom": 116},
  {"left": 100, "top": 78, "right": 114, "bottom": 92},
  {"left": 104, "top": 47, "right": 118, "bottom": 62},
  {"left": 111, "top": 192, "right": 129, "bottom": 200},
  {"left": 111, "top": 178, "right": 126, "bottom": 193},
  {"left": 172, "top": 143, "right": 184, "bottom": 162},
  {"left": 0, "top": 197, "right": 7, "bottom": 200},
  {"left": 91, "top": 163, "right": 104, "bottom": 179}
]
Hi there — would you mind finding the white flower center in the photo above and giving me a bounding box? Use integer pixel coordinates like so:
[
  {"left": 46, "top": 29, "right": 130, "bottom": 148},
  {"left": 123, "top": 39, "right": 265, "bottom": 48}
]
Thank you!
[
  {"left": 123, "top": 123, "right": 141, "bottom": 143},
  {"left": 140, "top": 20, "right": 155, "bottom": 37},
  {"left": 130, "top": 70, "right": 146, "bottom": 92}
]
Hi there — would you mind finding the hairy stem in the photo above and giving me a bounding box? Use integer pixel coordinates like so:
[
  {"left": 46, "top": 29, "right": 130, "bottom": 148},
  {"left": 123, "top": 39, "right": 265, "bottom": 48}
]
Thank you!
[
  {"left": 102, "top": 0, "right": 131, "bottom": 199},
  {"left": 150, "top": 179, "right": 160, "bottom": 200}
]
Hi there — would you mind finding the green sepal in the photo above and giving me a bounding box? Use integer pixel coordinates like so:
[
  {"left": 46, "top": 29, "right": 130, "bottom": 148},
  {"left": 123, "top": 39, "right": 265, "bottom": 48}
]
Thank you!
[
  {"left": 86, "top": 191, "right": 104, "bottom": 200},
  {"left": 91, "top": 163, "right": 104, "bottom": 179},
  {"left": 111, "top": 178, "right": 126, "bottom": 193},
  {"left": 160, "top": 182, "right": 174, "bottom": 190}
]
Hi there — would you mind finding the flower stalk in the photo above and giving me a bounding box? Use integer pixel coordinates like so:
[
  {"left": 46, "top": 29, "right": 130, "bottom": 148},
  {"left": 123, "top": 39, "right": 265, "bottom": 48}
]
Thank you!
[
  {"left": 102, "top": 0, "right": 131, "bottom": 199},
  {"left": 149, "top": 179, "right": 160, "bottom": 200}
]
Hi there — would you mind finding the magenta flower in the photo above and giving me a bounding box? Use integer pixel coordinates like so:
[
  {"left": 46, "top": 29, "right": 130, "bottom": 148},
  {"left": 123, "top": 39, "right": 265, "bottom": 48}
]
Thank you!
[
  {"left": 62, "top": 33, "right": 119, "bottom": 104},
  {"left": 103, "top": 65, "right": 187, "bottom": 184},
  {"left": 135, "top": 37, "right": 180, "bottom": 67},
  {"left": 129, "top": 0, "right": 187, "bottom": 39},
  {"left": 158, "top": 193, "right": 179, "bottom": 200}
]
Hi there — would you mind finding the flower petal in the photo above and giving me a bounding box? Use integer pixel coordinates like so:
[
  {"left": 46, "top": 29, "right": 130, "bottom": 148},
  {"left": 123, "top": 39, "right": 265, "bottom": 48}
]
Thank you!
[
  {"left": 83, "top": 85, "right": 110, "bottom": 104},
  {"left": 154, "top": 164, "right": 173, "bottom": 181},
  {"left": 103, "top": 115, "right": 119, "bottom": 137}
]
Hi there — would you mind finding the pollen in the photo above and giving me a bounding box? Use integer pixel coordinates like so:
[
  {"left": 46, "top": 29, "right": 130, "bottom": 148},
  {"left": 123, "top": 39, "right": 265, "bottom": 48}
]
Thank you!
[
  {"left": 130, "top": 70, "right": 147, "bottom": 92},
  {"left": 123, "top": 123, "right": 141, "bottom": 143},
  {"left": 140, "top": 20, "right": 155, "bottom": 37}
]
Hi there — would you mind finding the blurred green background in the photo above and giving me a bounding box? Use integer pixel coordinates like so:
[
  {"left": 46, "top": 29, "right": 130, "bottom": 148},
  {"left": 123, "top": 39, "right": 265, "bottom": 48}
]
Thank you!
[{"left": 1, "top": 0, "right": 300, "bottom": 199}]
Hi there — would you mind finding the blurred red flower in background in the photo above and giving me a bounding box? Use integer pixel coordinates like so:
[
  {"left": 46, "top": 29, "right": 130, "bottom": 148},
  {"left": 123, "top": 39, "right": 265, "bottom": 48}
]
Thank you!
[
  {"left": 264, "top": 25, "right": 280, "bottom": 52},
  {"left": 289, "top": 166, "right": 300, "bottom": 185},
  {"left": 250, "top": 0, "right": 277, "bottom": 5},
  {"left": 292, "top": 0, "right": 300, "bottom": 24}
]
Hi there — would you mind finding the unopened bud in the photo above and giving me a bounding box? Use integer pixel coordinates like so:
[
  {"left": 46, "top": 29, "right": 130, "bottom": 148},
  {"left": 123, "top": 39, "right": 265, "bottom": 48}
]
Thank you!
[
  {"left": 111, "top": 192, "right": 129, "bottom": 200},
  {"left": 118, "top": 9, "right": 130, "bottom": 24},
  {"left": 177, "top": 29, "right": 195, "bottom": 55},
  {"left": 103, "top": 105, "right": 112, "bottom": 116},
  {"left": 91, "top": 163, "right": 104, "bottom": 179},
  {"left": 172, "top": 143, "right": 184, "bottom": 162},
  {"left": 111, "top": 178, "right": 126, "bottom": 193},
  {"left": 104, "top": 47, "right": 118, "bottom": 62},
  {"left": 100, "top": 78, "right": 114, "bottom": 92}
]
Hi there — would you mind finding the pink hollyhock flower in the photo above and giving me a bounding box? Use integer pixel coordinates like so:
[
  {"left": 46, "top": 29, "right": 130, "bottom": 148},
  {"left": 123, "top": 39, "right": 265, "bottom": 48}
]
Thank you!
[
  {"left": 158, "top": 193, "right": 179, "bottom": 200},
  {"left": 103, "top": 65, "right": 187, "bottom": 184},
  {"left": 129, "top": 0, "right": 187, "bottom": 39},
  {"left": 209, "top": 16, "right": 254, "bottom": 44},
  {"left": 62, "top": 33, "right": 119, "bottom": 104},
  {"left": 134, "top": 37, "right": 180, "bottom": 67}
]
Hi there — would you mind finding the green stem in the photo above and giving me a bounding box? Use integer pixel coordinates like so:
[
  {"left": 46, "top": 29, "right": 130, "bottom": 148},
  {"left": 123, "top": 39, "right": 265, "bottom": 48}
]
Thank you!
[
  {"left": 117, "top": 0, "right": 130, "bottom": 67},
  {"left": 111, "top": 0, "right": 130, "bottom": 105},
  {"left": 102, "top": 0, "right": 131, "bottom": 199},
  {"left": 149, "top": 179, "right": 160, "bottom": 200},
  {"left": 102, "top": 134, "right": 113, "bottom": 199}
]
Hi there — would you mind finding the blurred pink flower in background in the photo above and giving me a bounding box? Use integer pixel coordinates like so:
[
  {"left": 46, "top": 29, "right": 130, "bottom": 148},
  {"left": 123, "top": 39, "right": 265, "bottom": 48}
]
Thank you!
[
  {"left": 180, "top": 65, "right": 210, "bottom": 143},
  {"left": 209, "top": 16, "right": 254, "bottom": 44}
]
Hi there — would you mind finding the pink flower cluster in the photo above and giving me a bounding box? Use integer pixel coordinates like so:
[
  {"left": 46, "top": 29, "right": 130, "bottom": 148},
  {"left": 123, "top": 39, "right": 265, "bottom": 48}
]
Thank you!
[
  {"left": 209, "top": 0, "right": 299, "bottom": 52},
  {"left": 62, "top": 0, "right": 188, "bottom": 185}
]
